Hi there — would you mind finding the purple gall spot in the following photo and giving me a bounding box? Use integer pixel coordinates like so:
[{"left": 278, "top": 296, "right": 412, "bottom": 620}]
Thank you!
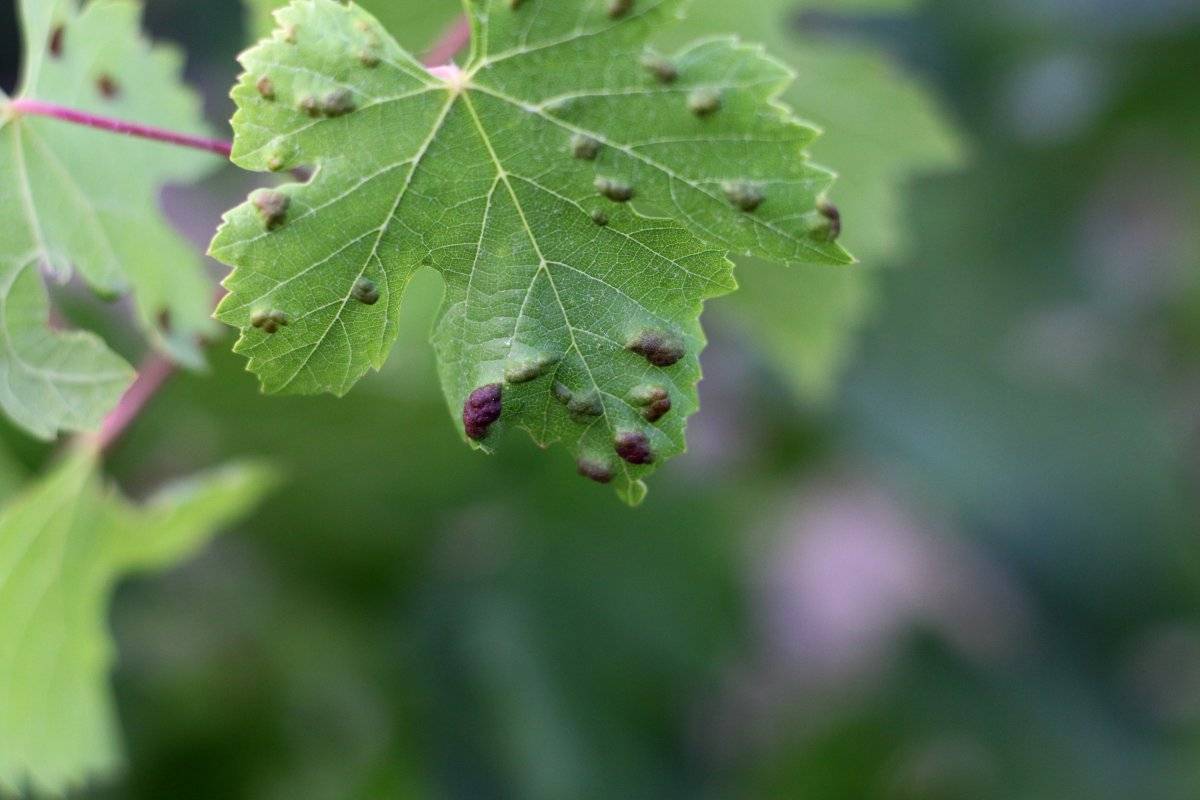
[
  {"left": 577, "top": 458, "right": 614, "bottom": 484},
  {"left": 630, "top": 385, "right": 671, "bottom": 423},
  {"left": 268, "top": 310, "right": 289, "bottom": 327},
  {"left": 627, "top": 329, "right": 684, "bottom": 367},
  {"left": 256, "top": 76, "right": 276, "bottom": 101},
  {"left": 253, "top": 190, "right": 290, "bottom": 230},
  {"left": 722, "top": 180, "right": 765, "bottom": 213},
  {"left": 591, "top": 209, "right": 609, "bottom": 226},
  {"left": 818, "top": 199, "right": 842, "bottom": 240},
  {"left": 641, "top": 54, "right": 677, "bottom": 84},
  {"left": 608, "top": 0, "right": 634, "bottom": 19},
  {"left": 48, "top": 26, "right": 64, "bottom": 58},
  {"left": 595, "top": 177, "right": 634, "bottom": 203},
  {"left": 572, "top": 134, "right": 601, "bottom": 160},
  {"left": 614, "top": 431, "right": 655, "bottom": 465},
  {"left": 464, "top": 384, "right": 503, "bottom": 440},
  {"left": 250, "top": 309, "right": 270, "bottom": 329},
  {"left": 352, "top": 278, "right": 380, "bottom": 305},
  {"left": 688, "top": 88, "right": 721, "bottom": 117},
  {"left": 97, "top": 74, "right": 119, "bottom": 99}
]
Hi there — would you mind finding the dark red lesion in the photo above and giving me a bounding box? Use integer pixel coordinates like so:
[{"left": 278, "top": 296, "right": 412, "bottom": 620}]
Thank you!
[
  {"left": 464, "top": 384, "right": 503, "bottom": 440},
  {"left": 97, "top": 74, "right": 119, "bottom": 99},
  {"left": 48, "top": 25, "right": 65, "bottom": 58}
]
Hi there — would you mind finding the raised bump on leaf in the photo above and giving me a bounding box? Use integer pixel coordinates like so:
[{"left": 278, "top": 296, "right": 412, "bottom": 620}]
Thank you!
[
  {"left": 591, "top": 209, "right": 609, "bottom": 226},
  {"left": 321, "top": 88, "right": 355, "bottom": 117},
  {"left": 615, "top": 431, "right": 655, "bottom": 465},
  {"left": 630, "top": 385, "right": 672, "bottom": 423},
  {"left": 641, "top": 54, "right": 678, "bottom": 84},
  {"left": 803, "top": 200, "right": 842, "bottom": 242},
  {"left": 595, "top": 176, "right": 634, "bottom": 202},
  {"left": 688, "top": 87, "right": 721, "bottom": 117},
  {"left": 351, "top": 278, "right": 380, "bottom": 305},
  {"left": 626, "top": 329, "right": 685, "bottom": 367},
  {"left": 722, "top": 180, "right": 765, "bottom": 213},
  {"left": 608, "top": 0, "right": 634, "bottom": 19},
  {"left": 49, "top": 26, "right": 64, "bottom": 58},
  {"left": 504, "top": 350, "right": 557, "bottom": 385},
  {"left": 97, "top": 74, "right": 119, "bottom": 98},
  {"left": 256, "top": 76, "right": 276, "bottom": 100},
  {"left": 464, "top": 384, "right": 503, "bottom": 440},
  {"left": 577, "top": 458, "right": 615, "bottom": 484},
  {"left": 252, "top": 190, "right": 290, "bottom": 230},
  {"left": 572, "top": 133, "right": 601, "bottom": 160}
]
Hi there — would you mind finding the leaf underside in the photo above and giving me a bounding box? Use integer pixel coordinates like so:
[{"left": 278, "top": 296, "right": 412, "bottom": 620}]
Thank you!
[
  {"left": 0, "top": 448, "right": 274, "bottom": 796},
  {"left": 0, "top": 0, "right": 219, "bottom": 440},
  {"left": 211, "top": 0, "right": 850, "bottom": 503}
]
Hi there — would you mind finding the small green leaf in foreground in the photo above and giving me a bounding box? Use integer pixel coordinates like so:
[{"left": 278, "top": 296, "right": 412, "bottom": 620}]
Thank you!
[
  {"left": 0, "top": 0, "right": 220, "bottom": 440},
  {"left": 212, "top": 0, "right": 851, "bottom": 503},
  {"left": 0, "top": 448, "right": 274, "bottom": 795}
]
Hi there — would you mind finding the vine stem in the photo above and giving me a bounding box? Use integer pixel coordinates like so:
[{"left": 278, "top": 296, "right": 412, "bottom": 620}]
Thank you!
[
  {"left": 66, "top": 14, "right": 472, "bottom": 452},
  {"left": 8, "top": 98, "right": 234, "bottom": 157}
]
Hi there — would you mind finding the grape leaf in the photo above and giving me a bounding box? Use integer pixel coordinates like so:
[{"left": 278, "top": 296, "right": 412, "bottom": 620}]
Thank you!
[
  {"left": 0, "top": 0, "right": 220, "bottom": 439},
  {"left": 667, "top": 0, "right": 964, "bottom": 401},
  {"left": 245, "top": 0, "right": 463, "bottom": 54},
  {"left": 211, "top": 0, "right": 850, "bottom": 503},
  {"left": 0, "top": 448, "right": 274, "bottom": 795}
]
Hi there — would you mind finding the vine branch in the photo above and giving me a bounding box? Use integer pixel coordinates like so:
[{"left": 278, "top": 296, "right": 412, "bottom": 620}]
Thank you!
[{"left": 8, "top": 98, "right": 234, "bottom": 157}]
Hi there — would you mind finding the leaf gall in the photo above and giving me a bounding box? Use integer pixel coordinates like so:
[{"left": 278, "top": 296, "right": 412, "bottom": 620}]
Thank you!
[
  {"left": 351, "top": 277, "right": 380, "bottom": 305},
  {"left": 572, "top": 134, "right": 601, "bottom": 160},
  {"left": 577, "top": 458, "right": 614, "bottom": 484},
  {"left": 252, "top": 190, "right": 290, "bottom": 230},
  {"left": 463, "top": 384, "right": 503, "bottom": 440},
  {"left": 627, "top": 329, "right": 684, "bottom": 367},
  {"left": 722, "top": 180, "right": 765, "bottom": 212},
  {"left": 614, "top": 431, "right": 655, "bottom": 465},
  {"left": 595, "top": 177, "right": 634, "bottom": 203}
]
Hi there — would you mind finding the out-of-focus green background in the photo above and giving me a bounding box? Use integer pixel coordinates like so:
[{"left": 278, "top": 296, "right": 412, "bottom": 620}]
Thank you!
[{"left": 3, "top": 0, "right": 1199, "bottom": 797}]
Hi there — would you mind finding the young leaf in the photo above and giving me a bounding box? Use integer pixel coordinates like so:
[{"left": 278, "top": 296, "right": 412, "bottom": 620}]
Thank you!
[
  {"left": 0, "top": 448, "right": 275, "bottom": 795},
  {"left": 0, "top": 0, "right": 220, "bottom": 439},
  {"left": 211, "top": 0, "right": 850, "bottom": 503},
  {"left": 668, "top": 0, "right": 965, "bottom": 401}
]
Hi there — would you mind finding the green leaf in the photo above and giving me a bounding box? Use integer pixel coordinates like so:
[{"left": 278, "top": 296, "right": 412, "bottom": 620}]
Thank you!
[
  {"left": 245, "top": 0, "right": 462, "bottom": 53},
  {"left": 211, "top": 0, "right": 850, "bottom": 503},
  {"left": 667, "top": 0, "right": 965, "bottom": 401},
  {"left": 0, "top": 0, "right": 221, "bottom": 439},
  {"left": 0, "top": 448, "right": 274, "bottom": 795}
]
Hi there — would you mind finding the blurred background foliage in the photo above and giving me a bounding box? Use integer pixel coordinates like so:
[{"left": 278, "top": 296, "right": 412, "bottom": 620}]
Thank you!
[{"left": 1, "top": 0, "right": 1199, "bottom": 797}]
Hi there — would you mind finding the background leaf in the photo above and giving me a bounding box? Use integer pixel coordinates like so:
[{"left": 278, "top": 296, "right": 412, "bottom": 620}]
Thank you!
[
  {"left": 0, "top": 0, "right": 221, "bottom": 439},
  {"left": 0, "top": 448, "right": 274, "bottom": 796}
]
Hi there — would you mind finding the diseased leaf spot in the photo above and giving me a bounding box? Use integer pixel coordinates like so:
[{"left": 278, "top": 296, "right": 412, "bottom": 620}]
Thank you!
[
  {"left": 608, "top": 0, "right": 634, "bottom": 19},
  {"left": 252, "top": 190, "right": 290, "bottom": 230},
  {"left": 359, "top": 49, "right": 380, "bottom": 68},
  {"left": 572, "top": 134, "right": 601, "bottom": 160},
  {"left": 614, "top": 431, "right": 655, "bottom": 465},
  {"left": 504, "top": 351, "right": 556, "bottom": 384},
  {"left": 48, "top": 26, "right": 64, "bottom": 58},
  {"left": 627, "top": 329, "right": 684, "bottom": 367},
  {"left": 641, "top": 54, "right": 677, "bottom": 84},
  {"left": 251, "top": 309, "right": 289, "bottom": 334},
  {"left": 322, "top": 89, "right": 356, "bottom": 117},
  {"left": 282, "top": 24, "right": 298, "bottom": 44},
  {"left": 803, "top": 199, "right": 842, "bottom": 242},
  {"left": 463, "top": 384, "right": 503, "bottom": 440},
  {"left": 577, "top": 458, "right": 614, "bottom": 484},
  {"left": 591, "top": 209, "right": 609, "bottom": 226},
  {"left": 630, "top": 384, "right": 671, "bottom": 422},
  {"left": 256, "top": 76, "right": 276, "bottom": 101},
  {"left": 722, "top": 180, "right": 765, "bottom": 212},
  {"left": 97, "top": 74, "right": 119, "bottom": 99},
  {"left": 299, "top": 95, "right": 321, "bottom": 117},
  {"left": 508, "top": 0, "right": 527, "bottom": 9},
  {"left": 351, "top": 278, "right": 380, "bottom": 305},
  {"left": 688, "top": 88, "right": 721, "bottom": 117},
  {"left": 595, "top": 176, "right": 634, "bottom": 203}
]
